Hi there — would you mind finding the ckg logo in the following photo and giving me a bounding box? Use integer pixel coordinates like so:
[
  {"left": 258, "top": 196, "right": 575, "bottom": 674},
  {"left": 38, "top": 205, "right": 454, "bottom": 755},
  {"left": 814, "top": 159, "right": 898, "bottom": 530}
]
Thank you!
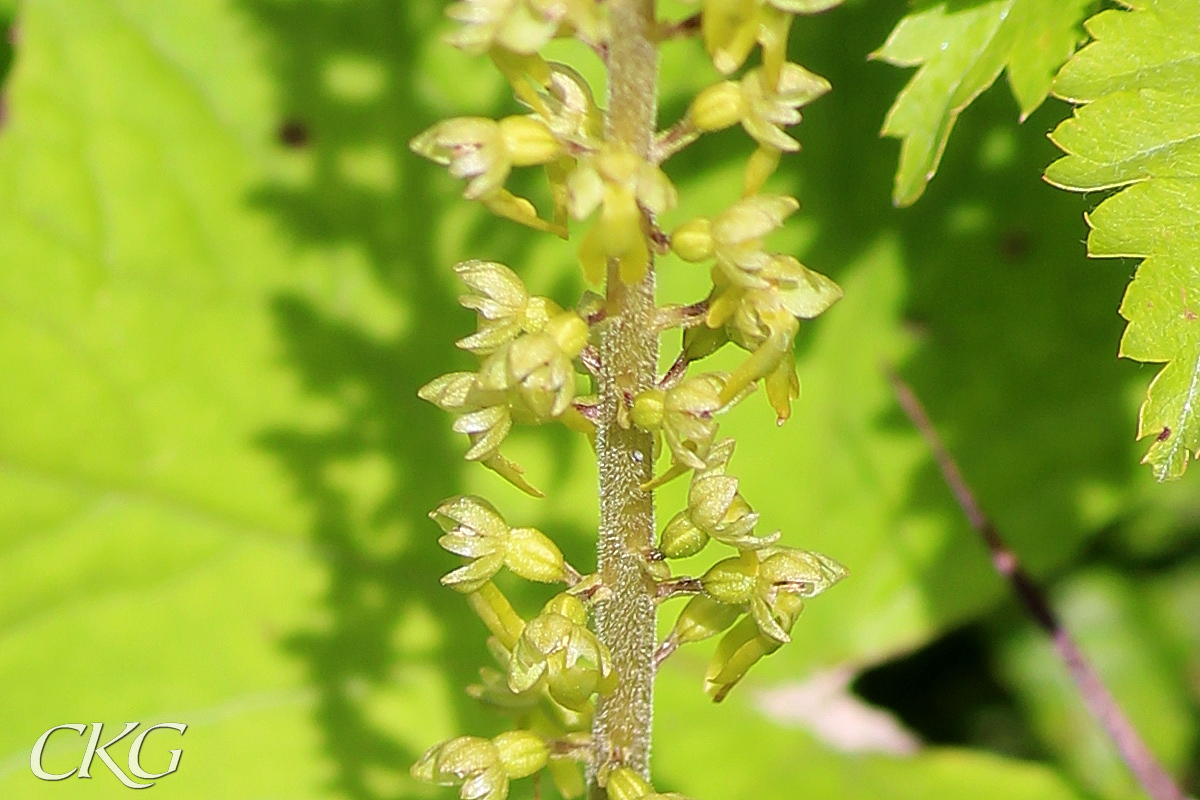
[{"left": 31, "top": 723, "right": 186, "bottom": 789}]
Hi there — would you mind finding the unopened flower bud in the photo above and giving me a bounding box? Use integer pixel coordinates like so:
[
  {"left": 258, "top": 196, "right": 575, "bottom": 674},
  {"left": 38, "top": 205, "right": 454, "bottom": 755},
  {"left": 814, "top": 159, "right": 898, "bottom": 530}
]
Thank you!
[
  {"left": 498, "top": 115, "right": 563, "bottom": 166},
  {"left": 505, "top": 526, "right": 569, "bottom": 584},
  {"left": 493, "top": 730, "right": 548, "bottom": 779},
  {"left": 689, "top": 81, "right": 746, "bottom": 132},
  {"left": 631, "top": 388, "right": 666, "bottom": 430},
  {"left": 544, "top": 312, "right": 589, "bottom": 358},
  {"left": 701, "top": 552, "right": 758, "bottom": 605},
  {"left": 660, "top": 510, "right": 708, "bottom": 559},
  {"left": 671, "top": 218, "right": 715, "bottom": 263}
]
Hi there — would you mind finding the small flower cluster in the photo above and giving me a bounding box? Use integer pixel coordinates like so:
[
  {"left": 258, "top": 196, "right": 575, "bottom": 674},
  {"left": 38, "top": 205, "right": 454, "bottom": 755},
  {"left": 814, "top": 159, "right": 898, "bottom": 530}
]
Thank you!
[
  {"left": 419, "top": 260, "right": 592, "bottom": 495},
  {"left": 420, "top": 575, "right": 616, "bottom": 800},
  {"left": 674, "top": 194, "right": 843, "bottom": 423},
  {"left": 411, "top": 0, "right": 845, "bottom": 798}
]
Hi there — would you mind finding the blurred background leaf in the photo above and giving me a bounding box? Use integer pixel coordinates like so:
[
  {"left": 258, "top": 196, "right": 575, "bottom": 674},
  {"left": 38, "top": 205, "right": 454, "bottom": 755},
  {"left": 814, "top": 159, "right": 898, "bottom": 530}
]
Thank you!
[{"left": 0, "top": 0, "right": 1196, "bottom": 798}]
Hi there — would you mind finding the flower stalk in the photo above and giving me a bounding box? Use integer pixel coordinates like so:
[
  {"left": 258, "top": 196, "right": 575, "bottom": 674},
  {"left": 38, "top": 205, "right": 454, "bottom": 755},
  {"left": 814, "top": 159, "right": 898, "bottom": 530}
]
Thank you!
[
  {"left": 591, "top": 0, "right": 660, "bottom": 784},
  {"left": 410, "top": 1, "right": 848, "bottom": 798}
]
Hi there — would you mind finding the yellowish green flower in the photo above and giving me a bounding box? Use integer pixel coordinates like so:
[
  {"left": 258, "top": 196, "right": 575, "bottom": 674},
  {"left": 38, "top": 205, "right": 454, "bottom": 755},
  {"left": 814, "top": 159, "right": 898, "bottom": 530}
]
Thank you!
[
  {"left": 685, "top": 257, "right": 841, "bottom": 422},
  {"left": 419, "top": 307, "right": 589, "bottom": 494},
  {"left": 671, "top": 194, "right": 799, "bottom": 289},
  {"left": 631, "top": 373, "right": 746, "bottom": 474},
  {"left": 411, "top": 115, "right": 565, "bottom": 234},
  {"left": 446, "top": 0, "right": 607, "bottom": 55},
  {"left": 473, "top": 311, "right": 589, "bottom": 421},
  {"left": 739, "top": 62, "right": 830, "bottom": 151},
  {"left": 659, "top": 439, "right": 778, "bottom": 558},
  {"left": 508, "top": 594, "right": 616, "bottom": 711},
  {"left": 703, "top": 591, "right": 803, "bottom": 702},
  {"left": 568, "top": 143, "right": 677, "bottom": 284},
  {"left": 412, "top": 115, "right": 560, "bottom": 198},
  {"left": 412, "top": 730, "right": 549, "bottom": 800},
  {"left": 686, "top": 0, "right": 842, "bottom": 80},
  {"left": 454, "top": 260, "right": 560, "bottom": 355},
  {"left": 430, "top": 495, "right": 577, "bottom": 592},
  {"left": 701, "top": 547, "right": 846, "bottom": 642},
  {"left": 689, "top": 63, "right": 829, "bottom": 152},
  {"left": 447, "top": 0, "right": 553, "bottom": 55}
]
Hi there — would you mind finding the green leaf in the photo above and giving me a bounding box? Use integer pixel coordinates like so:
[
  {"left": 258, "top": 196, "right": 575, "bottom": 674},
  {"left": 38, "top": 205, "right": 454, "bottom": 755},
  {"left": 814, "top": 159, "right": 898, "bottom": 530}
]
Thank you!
[
  {"left": 0, "top": 0, "right": 494, "bottom": 796},
  {"left": 874, "top": 0, "right": 1092, "bottom": 206},
  {"left": 1045, "top": 0, "right": 1200, "bottom": 480},
  {"left": 654, "top": 665, "right": 1087, "bottom": 800}
]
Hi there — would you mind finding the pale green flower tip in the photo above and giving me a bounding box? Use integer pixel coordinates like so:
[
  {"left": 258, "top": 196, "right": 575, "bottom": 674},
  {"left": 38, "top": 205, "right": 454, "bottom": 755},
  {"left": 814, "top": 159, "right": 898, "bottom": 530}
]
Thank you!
[
  {"left": 713, "top": 194, "right": 799, "bottom": 244},
  {"left": 410, "top": 748, "right": 437, "bottom": 783},
  {"left": 492, "top": 730, "right": 548, "bottom": 779},
  {"left": 779, "top": 265, "right": 842, "bottom": 319},
  {"left": 631, "top": 389, "right": 667, "bottom": 430},
  {"left": 441, "top": 555, "right": 502, "bottom": 594},
  {"left": 769, "top": 0, "right": 843, "bottom": 15},
  {"left": 673, "top": 594, "right": 742, "bottom": 644},
  {"left": 778, "top": 62, "right": 832, "bottom": 103},
  {"left": 689, "top": 81, "right": 745, "bottom": 132},
  {"left": 412, "top": 735, "right": 498, "bottom": 786},
  {"left": 408, "top": 126, "right": 441, "bottom": 161},
  {"left": 455, "top": 260, "right": 528, "bottom": 309},
  {"left": 712, "top": 49, "right": 745, "bottom": 77},
  {"left": 418, "top": 371, "right": 475, "bottom": 409},
  {"left": 430, "top": 494, "right": 508, "bottom": 537},
  {"left": 759, "top": 548, "right": 848, "bottom": 598},
  {"left": 671, "top": 218, "right": 715, "bottom": 262}
]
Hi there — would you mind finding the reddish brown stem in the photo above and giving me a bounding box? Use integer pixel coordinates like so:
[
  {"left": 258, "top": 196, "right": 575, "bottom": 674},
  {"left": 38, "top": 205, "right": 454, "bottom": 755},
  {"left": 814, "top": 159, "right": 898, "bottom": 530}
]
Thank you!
[{"left": 888, "top": 369, "right": 1188, "bottom": 800}]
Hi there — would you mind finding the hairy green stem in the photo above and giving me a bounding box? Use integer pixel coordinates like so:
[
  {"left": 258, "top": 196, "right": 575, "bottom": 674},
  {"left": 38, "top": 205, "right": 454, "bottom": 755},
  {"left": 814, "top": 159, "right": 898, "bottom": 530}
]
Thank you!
[{"left": 591, "top": 0, "right": 660, "bottom": 789}]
